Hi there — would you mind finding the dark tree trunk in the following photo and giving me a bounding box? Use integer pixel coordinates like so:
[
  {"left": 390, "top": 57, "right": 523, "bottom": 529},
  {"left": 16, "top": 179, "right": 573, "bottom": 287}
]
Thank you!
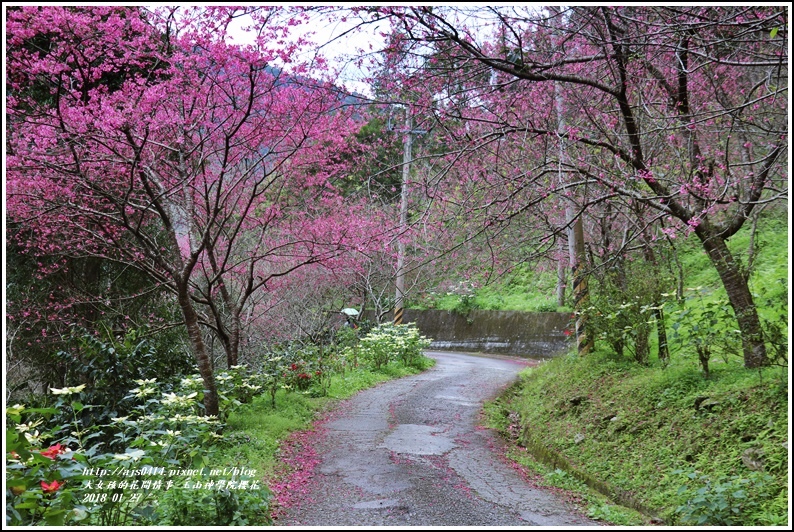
[
  {"left": 654, "top": 307, "right": 670, "bottom": 365},
  {"left": 227, "top": 313, "right": 240, "bottom": 367},
  {"left": 634, "top": 321, "right": 650, "bottom": 365},
  {"left": 695, "top": 227, "right": 768, "bottom": 368},
  {"left": 177, "top": 287, "right": 220, "bottom": 416}
]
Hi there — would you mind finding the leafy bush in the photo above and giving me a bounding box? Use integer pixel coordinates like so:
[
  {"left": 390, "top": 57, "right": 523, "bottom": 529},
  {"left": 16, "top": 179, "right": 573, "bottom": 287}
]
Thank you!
[
  {"left": 49, "top": 327, "right": 194, "bottom": 442},
  {"left": 157, "top": 484, "right": 271, "bottom": 526},
  {"left": 668, "top": 288, "right": 742, "bottom": 377},
  {"left": 586, "top": 259, "right": 672, "bottom": 365},
  {"left": 357, "top": 323, "right": 432, "bottom": 370},
  {"left": 5, "top": 365, "right": 272, "bottom": 527},
  {"left": 673, "top": 469, "right": 776, "bottom": 525}
]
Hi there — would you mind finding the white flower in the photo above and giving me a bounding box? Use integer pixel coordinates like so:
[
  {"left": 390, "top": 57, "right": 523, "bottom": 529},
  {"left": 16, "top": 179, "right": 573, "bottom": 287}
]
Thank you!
[
  {"left": 113, "top": 449, "right": 146, "bottom": 461},
  {"left": 180, "top": 376, "right": 203, "bottom": 387},
  {"left": 24, "top": 430, "right": 41, "bottom": 445},
  {"left": 50, "top": 384, "right": 86, "bottom": 395},
  {"left": 162, "top": 391, "right": 198, "bottom": 407},
  {"left": 15, "top": 419, "right": 43, "bottom": 433},
  {"left": 161, "top": 392, "right": 179, "bottom": 405},
  {"left": 131, "top": 386, "right": 156, "bottom": 399}
]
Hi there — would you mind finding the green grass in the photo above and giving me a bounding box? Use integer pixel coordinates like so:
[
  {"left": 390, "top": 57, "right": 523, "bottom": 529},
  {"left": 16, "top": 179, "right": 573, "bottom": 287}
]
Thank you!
[
  {"left": 485, "top": 349, "right": 788, "bottom": 525},
  {"left": 482, "top": 206, "right": 789, "bottom": 526},
  {"left": 414, "top": 265, "right": 569, "bottom": 313},
  {"left": 675, "top": 207, "right": 789, "bottom": 313}
]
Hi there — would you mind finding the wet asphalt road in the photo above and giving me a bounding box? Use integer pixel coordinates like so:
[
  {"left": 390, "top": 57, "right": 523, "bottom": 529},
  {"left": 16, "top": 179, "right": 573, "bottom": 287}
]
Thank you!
[{"left": 277, "top": 351, "right": 600, "bottom": 527}]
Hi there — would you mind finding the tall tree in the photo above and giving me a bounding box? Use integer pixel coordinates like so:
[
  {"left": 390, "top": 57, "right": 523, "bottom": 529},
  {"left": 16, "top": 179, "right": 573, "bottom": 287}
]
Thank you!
[
  {"left": 338, "top": 6, "right": 787, "bottom": 367},
  {"left": 6, "top": 6, "right": 386, "bottom": 414}
]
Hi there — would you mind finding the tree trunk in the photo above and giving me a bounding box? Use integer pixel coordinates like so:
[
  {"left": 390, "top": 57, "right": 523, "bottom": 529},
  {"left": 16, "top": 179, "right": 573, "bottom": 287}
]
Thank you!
[
  {"left": 227, "top": 313, "right": 240, "bottom": 368},
  {"left": 634, "top": 321, "right": 650, "bottom": 365},
  {"left": 640, "top": 238, "right": 669, "bottom": 364},
  {"left": 556, "top": 244, "right": 566, "bottom": 308},
  {"left": 569, "top": 216, "right": 592, "bottom": 356},
  {"left": 654, "top": 307, "right": 670, "bottom": 365},
  {"left": 695, "top": 228, "right": 768, "bottom": 368},
  {"left": 177, "top": 288, "right": 220, "bottom": 416}
]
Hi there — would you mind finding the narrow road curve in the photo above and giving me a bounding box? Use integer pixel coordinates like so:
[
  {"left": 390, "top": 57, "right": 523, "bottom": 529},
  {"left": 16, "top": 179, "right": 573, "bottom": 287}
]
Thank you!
[{"left": 276, "top": 351, "right": 599, "bottom": 526}]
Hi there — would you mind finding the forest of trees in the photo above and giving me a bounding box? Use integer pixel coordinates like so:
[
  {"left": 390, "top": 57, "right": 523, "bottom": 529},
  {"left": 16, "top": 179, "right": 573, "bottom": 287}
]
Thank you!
[
  {"left": 4, "top": 5, "right": 788, "bottom": 527},
  {"left": 6, "top": 4, "right": 787, "bottom": 418}
]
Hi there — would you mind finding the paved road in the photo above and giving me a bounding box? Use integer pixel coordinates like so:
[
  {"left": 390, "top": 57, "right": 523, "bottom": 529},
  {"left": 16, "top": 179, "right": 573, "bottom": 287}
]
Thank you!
[{"left": 276, "top": 351, "right": 599, "bottom": 527}]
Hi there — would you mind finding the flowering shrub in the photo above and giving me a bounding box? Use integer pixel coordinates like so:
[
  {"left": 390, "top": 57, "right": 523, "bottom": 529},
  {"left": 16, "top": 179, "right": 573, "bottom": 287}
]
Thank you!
[
  {"left": 50, "top": 328, "right": 194, "bottom": 437},
  {"left": 178, "top": 365, "right": 265, "bottom": 421},
  {"left": 263, "top": 344, "right": 325, "bottom": 396},
  {"left": 357, "top": 323, "right": 432, "bottom": 370},
  {"left": 5, "top": 370, "right": 271, "bottom": 526},
  {"left": 284, "top": 360, "right": 321, "bottom": 392}
]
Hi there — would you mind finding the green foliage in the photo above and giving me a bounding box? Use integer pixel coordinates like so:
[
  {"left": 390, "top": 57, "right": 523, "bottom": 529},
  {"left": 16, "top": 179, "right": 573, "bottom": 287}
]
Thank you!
[
  {"left": 486, "top": 347, "right": 788, "bottom": 526},
  {"left": 586, "top": 502, "right": 641, "bottom": 526},
  {"left": 544, "top": 468, "right": 585, "bottom": 491},
  {"left": 5, "top": 363, "right": 276, "bottom": 527},
  {"left": 758, "top": 287, "right": 789, "bottom": 368},
  {"left": 414, "top": 265, "right": 566, "bottom": 313},
  {"left": 453, "top": 293, "right": 477, "bottom": 322},
  {"left": 6, "top": 241, "right": 184, "bottom": 400},
  {"left": 673, "top": 469, "right": 776, "bottom": 526},
  {"left": 157, "top": 485, "right": 271, "bottom": 526},
  {"left": 586, "top": 257, "right": 673, "bottom": 365},
  {"left": 667, "top": 289, "right": 742, "bottom": 377},
  {"left": 258, "top": 341, "right": 335, "bottom": 404},
  {"left": 50, "top": 328, "right": 194, "bottom": 439},
  {"left": 357, "top": 323, "right": 432, "bottom": 370}
]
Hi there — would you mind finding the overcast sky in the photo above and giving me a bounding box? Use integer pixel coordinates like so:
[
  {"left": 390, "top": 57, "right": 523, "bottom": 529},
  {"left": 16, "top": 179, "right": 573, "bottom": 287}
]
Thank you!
[{"left": 223, "top": 7, "right": 388, "bottom": 96}]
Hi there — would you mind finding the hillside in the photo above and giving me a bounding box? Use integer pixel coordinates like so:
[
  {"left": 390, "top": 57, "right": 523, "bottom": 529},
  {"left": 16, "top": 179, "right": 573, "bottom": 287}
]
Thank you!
[{"left": 482, "top": 207, "right": 790, "bottom": 525}]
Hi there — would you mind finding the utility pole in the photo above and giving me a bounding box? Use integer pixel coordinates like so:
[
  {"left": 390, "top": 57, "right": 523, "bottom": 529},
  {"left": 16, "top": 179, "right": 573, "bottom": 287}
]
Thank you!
[
  {"left": 391, "top": 106, "right": 427, "bottom": 326},
  {"left": 394, "top": 111, "right": 412, "bottom": 325}
]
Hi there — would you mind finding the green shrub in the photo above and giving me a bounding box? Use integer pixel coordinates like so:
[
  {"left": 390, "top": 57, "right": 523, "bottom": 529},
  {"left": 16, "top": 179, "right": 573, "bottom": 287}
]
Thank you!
[
  {"left": 157, "top": 485, "right": 271, "bottom": 526},
  {"left": 673, "top": 469, "right": 777, "bottom": 526},
  {"left": 5, "top": 369, "right": 271, "bottom": 526},
  {"left": 357, "top": 323, "right": 432, "bottom": 370},
  {"left": 49, "top": 328, "right": 194, "bottom": 445}
]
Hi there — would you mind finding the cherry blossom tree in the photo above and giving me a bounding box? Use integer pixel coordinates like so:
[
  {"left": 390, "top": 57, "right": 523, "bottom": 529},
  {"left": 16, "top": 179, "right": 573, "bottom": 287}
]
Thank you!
[
  {"left": 6, "top": 6, "right": 388, "bottom": 414},
  {"left": 328, "top": 5, "right": 787, "bottom": 368}
]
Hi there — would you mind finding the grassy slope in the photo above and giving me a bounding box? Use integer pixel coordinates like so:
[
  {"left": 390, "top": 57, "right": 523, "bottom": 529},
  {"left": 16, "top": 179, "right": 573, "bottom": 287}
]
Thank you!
[
  {"left": 413, "top": 264, "right": 567, "bottom": 313},
  {"left": 484, "top": 207, "right": 790, "bottom": 526}
]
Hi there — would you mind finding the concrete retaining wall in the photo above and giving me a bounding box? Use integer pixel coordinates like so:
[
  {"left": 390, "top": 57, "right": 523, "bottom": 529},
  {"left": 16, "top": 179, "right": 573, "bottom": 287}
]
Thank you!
[{"left": 365, "top": 309, "right": 574, "bottom": 358}]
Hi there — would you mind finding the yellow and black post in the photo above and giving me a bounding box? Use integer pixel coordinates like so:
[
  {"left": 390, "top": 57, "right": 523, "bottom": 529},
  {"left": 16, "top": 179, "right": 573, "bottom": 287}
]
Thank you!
[{"left": 394, "top": 111, "right": 411, "bottom": 327}]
